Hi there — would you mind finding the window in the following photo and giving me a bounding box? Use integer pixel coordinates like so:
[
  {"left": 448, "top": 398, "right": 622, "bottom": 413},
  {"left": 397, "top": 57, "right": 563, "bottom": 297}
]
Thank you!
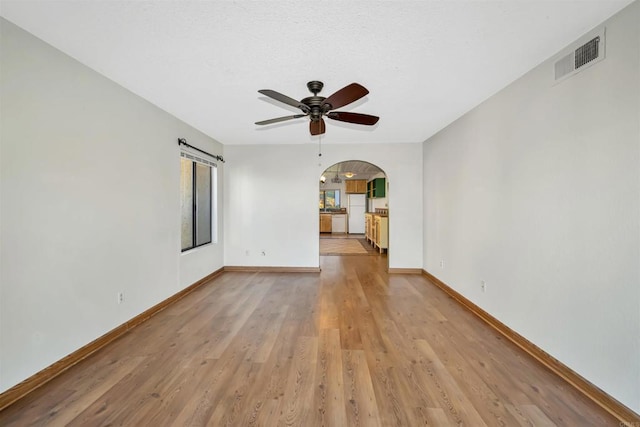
[
  {"left": 319, "top": 190, "right": 340, "bottom": 209},
  {"left": 180, "top": 153, "right": 216, "bottom": 251}
]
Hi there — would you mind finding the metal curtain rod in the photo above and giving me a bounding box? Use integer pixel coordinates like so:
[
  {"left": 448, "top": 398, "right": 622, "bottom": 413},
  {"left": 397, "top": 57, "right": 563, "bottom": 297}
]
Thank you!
[{"left": 178, "top": 138, "right": 225, "bottom": 163}]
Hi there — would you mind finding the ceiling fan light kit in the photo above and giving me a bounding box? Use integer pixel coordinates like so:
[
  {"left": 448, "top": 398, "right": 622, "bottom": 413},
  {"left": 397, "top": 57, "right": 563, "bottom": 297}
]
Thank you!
[{"left": 255, "top": 81, "right": 379, "bottom": 136}]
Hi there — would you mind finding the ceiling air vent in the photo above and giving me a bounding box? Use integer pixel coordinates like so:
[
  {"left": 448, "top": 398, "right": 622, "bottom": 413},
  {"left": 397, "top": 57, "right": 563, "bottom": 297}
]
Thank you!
[
  {"left": 554, "top": 28, "right": 605, "bottom": 84},
  {"left": 575, "top": 36, "right": 600, "bottom": 69}
]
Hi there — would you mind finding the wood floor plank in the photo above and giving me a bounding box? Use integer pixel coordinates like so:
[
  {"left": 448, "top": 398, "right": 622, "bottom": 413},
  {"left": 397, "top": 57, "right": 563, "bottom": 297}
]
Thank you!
[
  {"left": 365, "top": 350, "right": 414, "bottom": 426},
  {"left": 278, "top": 335, "right": 318, "bottom": 426},
  {"left": 342, "top": 349, "right": 381, "bottom": 427},
  {"left": 171, "top": 350, "right": 247, "bottom": 426},
  {"left": 206, "top": 360, "right": 262, "bottom": 426},
  {"left": 405, "top": 306, "right": 527, "bottom": 425},
  {"left": 413, "top": 338, "right": 488, "bottom": 426},
  {"left": 0, "top": 355, "right": 145, "bottom": 426},
  {"left": 0, "top": 256, "right": 622, "bottom": 426},
  {"left": 244, "top": 397, "right": 280, "bottom": 427},
  {"left": 247, "top": 307, "right": 289, "bottom": 364},
  {"left": 313, "top": 328, "right": 347, "bottom": 426},
  {"left": 424, "top": 406, "right": 452, "bottom": 425},
  {"left": 518, "top": 403, "right": 558, "bottom": 426},
  {"left": 204, "top": 277, "right": 274, "bottom": 359}
]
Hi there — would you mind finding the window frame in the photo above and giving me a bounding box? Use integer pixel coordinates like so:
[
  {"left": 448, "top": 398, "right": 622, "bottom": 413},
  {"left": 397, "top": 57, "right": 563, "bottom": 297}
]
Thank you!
[
  {"left": 319, "top": 189, "right": 341, "bottom": 209},
  {"left": 180, "top": 153, "right": 216, "bottom": 252}
]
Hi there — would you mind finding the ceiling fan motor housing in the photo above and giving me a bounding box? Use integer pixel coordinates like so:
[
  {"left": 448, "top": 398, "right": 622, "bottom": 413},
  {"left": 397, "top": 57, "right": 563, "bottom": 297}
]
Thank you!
[{"left": 301, "top": 96, "right": 326, "bottom": 121}]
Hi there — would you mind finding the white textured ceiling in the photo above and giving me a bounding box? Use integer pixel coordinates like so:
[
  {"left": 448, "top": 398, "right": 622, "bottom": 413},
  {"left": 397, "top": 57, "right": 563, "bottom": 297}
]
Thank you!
[{"left": 0, "top": 1, "right": 633, "bottom": 145}]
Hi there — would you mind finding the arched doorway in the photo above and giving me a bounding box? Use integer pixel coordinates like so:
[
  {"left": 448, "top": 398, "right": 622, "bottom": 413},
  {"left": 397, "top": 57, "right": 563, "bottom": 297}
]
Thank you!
[{"left": 318, "top": 160, "right": 388, "bottom": 264}]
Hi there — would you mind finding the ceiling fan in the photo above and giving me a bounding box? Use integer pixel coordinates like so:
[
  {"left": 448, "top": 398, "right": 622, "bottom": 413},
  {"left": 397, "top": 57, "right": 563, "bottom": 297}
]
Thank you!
[{"left": 255, "top": 81, "right": 379, "bottom": 136}]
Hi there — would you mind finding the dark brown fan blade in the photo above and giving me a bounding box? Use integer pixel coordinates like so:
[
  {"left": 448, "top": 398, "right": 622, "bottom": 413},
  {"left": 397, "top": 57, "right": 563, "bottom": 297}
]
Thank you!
[
  {"left": 310, "top": 118, "right": 326, "bottom": 135},
  {"left": 321, "top": 83, "right": 369, "bottom": 111},
  {"left": 326, "top": 111, "right": 379, "bottom": 125},
  {"left": 258, "top": 89, "right": 310, "bottom": 113},
  {"left": 255, "top": 114, "right": 306, "bottom": 125}
]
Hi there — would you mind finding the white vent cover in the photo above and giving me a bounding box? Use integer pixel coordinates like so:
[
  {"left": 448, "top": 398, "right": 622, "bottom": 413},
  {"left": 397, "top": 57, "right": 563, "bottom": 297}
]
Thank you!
[{"left": 554, "top": 27, "right": 605, "bottom": 83}]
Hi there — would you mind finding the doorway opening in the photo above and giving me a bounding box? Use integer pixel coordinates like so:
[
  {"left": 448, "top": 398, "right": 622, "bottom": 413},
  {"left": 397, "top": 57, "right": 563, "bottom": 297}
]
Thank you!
[{"left": 318, "top": 160, "right": 388, "bottom": 260}]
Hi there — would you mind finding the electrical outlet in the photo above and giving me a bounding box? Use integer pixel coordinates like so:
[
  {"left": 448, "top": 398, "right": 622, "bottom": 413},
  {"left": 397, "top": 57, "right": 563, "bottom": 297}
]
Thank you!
[
  {"left": 440, "top": 260, "right": 445, "bottom": 269},
  {"left": 245, "top": 250, "right": 250, "bottom": 256},
  {"left": 481, "top": 281, "right": 486, "bottom": 293},
  {"left": 117, "top": 292, "right": 124, "bottom": 304}
]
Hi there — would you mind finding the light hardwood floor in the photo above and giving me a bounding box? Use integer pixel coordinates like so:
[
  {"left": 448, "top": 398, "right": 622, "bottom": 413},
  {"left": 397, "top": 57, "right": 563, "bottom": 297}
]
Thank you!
[{"left": 0, "top": 255, "right": 618, "bottom": 426}]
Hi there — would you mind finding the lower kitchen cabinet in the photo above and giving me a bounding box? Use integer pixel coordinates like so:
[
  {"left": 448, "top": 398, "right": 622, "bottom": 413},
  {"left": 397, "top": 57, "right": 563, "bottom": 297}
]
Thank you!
[
  {"left": 374, "top": 216, "right": 388, "bottom": 253},
  {"left": 320, "top": 214, "right": 332, "bottom": 233},
  {"left": 364, "top": 213, "right": 387, "bottom": 253},
  {"left": 365, "top": 213, "right": 373, "bottom": 243}
]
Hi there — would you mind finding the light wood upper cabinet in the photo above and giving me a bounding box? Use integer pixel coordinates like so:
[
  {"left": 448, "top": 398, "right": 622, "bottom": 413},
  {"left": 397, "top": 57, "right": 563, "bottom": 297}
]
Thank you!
[{"left": 345, "top": 179, "right": 367, "bottom": 194}]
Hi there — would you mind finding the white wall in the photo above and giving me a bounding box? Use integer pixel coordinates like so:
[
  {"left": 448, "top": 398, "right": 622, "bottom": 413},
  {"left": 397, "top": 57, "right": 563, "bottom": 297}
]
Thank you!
[
  {"left": 422, "top": 2, "right": 639, "bottom": 412},
  {"left": 0, "top": 19, "right": 224, "bottom": 392},
  {"left": 224, "top": 143, "right": 422, "bottom": 269}
]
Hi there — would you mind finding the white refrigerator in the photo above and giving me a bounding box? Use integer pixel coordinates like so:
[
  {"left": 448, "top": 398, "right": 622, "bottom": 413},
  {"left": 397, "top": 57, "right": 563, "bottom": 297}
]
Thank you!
[{"left": 347, "top": 194, "right": 366, "bottom": 234}]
